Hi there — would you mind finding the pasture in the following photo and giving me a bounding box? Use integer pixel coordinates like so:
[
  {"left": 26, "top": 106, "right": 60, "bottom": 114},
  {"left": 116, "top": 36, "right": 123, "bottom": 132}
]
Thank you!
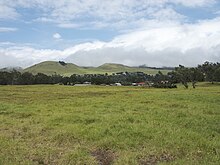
[{"left": 0, "top": 83, "right": 219, "bottom": 164}]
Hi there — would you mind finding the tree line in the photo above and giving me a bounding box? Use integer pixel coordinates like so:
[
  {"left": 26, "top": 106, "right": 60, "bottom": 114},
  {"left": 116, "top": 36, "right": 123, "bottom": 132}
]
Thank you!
[{"left": 0, "top": 61, "right": 219, "bottom": 88}]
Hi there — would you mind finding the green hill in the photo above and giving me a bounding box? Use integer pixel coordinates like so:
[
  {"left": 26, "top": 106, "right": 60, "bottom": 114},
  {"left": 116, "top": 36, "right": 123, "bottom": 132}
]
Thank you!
[
  {"left": 24, "top": 61, "right": 172, "bottom": 76},
  {"left": 24, "top": 61, "right": 86, "bottom": 75},
  {"left": 95, "top": 63, "right": 170, "bottom": 74},
  {"left": 98, "top": 63, "right": 130, "bottom": 70}
]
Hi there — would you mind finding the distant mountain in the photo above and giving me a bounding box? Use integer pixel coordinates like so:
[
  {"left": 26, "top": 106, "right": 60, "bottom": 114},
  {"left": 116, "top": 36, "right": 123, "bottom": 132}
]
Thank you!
[
  {"left": 98, "top": 63, "right": 130, "bottom": 70},
  {"left": 0, "top": 67, "right": 23, "bottom": 72},
  {"left": 23, "top": 61, "right": 172, "bottom": 76},
  {"left": 96, "top": 63, "right": 172, "bottom": 74}
]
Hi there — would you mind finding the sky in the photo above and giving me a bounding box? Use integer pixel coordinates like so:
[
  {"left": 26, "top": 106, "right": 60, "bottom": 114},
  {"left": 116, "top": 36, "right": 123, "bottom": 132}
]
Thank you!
[{"left": 0, "top": 0, "right": 220, "bottom": 68}]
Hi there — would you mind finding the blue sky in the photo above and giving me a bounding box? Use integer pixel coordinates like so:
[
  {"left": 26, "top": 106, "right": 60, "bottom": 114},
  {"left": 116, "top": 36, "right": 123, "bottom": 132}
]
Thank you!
[{"left": 0, "top": 0, "right": 220, "bottom": 67}]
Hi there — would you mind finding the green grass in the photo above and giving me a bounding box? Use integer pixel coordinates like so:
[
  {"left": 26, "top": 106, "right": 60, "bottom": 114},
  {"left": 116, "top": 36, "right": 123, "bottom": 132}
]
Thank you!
[
  {"left": 0, "top": 83, "right": 219, "bottom": 164},
  {"left": 24, "top": 61, "right": 171, "bottom": 76},
  {"left": 24, "top": 61, "right": 86, "bottom": 75}
]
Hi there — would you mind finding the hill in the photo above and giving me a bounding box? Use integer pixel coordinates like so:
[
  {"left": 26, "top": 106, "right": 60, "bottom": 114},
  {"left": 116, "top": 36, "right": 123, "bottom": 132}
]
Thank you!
[
  {"left": 24, "top": 61, "right": 86, "bottom": 75},
  {"left": 23, "top": 61, "right": 172, "bottom": 76},
  {"left": 98, "top": 63, "right": 130, "bottom": 70},
  {"left": 95, "top": 63, "right": 171, "bottom": 74}
]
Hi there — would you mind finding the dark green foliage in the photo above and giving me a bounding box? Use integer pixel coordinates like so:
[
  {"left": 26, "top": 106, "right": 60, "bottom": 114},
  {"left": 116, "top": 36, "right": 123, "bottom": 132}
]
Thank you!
[
  {"left": 18, "top": 72, "right": 34, "bottom": 85},
  {"left": 198, "top": 61, "right": 220, "bottom": 83},
  {"left": 0, "top": 70, "right": 21, "bottom": 85},
  {"left": 59, "top": 61, "right": 67, "bottom": 66},
  {"left": 213, "top": 67, "right": 220, "bottom": 82},
  {"left": 168, "top": 62, "right": 219, "bottom": 88},
  {"left": 153, "top": 82, "right": 177, "bottom": 88}
]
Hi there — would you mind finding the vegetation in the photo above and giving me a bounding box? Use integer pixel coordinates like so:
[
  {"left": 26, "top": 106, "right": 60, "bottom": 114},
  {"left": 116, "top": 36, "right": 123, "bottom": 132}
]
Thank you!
[
  {"left": 24, "top": 61, "right": 86, "bottom": 75},
  {"left": 168, "top": 62, "right": 220, "bottom": 88},
  {"left": 1, "top": 62, "right": 219, "bottom": 88},
  {"left": 23, "top": 61, "right": 171, "bottom": 76},
  {"left": 0, "top": 83, "right": 219, "bottom": 164}
]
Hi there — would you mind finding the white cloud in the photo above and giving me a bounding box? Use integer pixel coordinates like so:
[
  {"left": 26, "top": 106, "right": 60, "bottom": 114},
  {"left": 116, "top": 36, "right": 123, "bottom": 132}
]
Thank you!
[
  {"left": 0, "top": 0, "right": 219, "bottom": 68},
  {"left": 0, "top": 0, "right": 217, "bottom": 29},
  {"left": 172, "top": 0, "right": 216, "bottom": 7},
  {"left": 0, "top": 52, "right": 20, "bottom": 68},
  {"left": 1, "top": 18, "right": 220, "bottom": 68},
  {"left": 0, "top": 27, "right": 18, "bottom": 32},
  {"left": 147, "top": 7, "right": 186, "bottom": 21},
  {"left": 53, "top": 33, "right": 62, "bottom": 40},
  {"left": 0, "top": 46, "right": 63, "bottom": 68},
  {"left": 57, "top": 23, "right": 81, "bottom": 29},
  {"left": 0, "top": 42, "right": 15, "bottom": 46},
  {"left": 0, "top": 4, "right": 19, "bottom": 19}
]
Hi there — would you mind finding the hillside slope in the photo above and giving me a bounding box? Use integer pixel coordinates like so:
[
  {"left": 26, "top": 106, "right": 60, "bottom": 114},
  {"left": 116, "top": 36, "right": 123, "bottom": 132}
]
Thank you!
[
  {"left": 97, "top": 63, "right": 131, "bottom": 71},
  {"left": 23, "top": 61, "right": 172, "bottom": 76},
  {"left": 95, "top": 63, "right": 170, "bottom": 74},
  {"left": 24, "top": 61, "right": 86, "bottom": 75}
]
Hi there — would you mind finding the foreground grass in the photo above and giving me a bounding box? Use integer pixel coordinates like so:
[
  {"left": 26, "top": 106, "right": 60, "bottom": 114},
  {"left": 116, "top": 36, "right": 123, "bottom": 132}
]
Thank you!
[{"left": 0, "top": 83, "right": 219, "bottom": 164}]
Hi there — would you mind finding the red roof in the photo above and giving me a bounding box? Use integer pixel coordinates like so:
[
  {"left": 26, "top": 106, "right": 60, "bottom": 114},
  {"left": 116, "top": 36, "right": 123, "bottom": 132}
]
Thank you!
[{"left": 137, "top": 82, "right": 145, "bottom": 85}]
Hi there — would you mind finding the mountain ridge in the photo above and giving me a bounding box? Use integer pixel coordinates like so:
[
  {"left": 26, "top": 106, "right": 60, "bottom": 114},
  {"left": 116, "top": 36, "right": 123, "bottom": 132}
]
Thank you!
[{"left": 1, "top": 61, "right": 173, "bottom": 76}]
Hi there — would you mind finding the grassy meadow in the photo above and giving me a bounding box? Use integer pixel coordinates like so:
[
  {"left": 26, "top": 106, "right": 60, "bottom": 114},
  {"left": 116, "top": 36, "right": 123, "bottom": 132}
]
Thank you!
[{"left": 0, "top": 83, "right": 220, "bottom": 164}]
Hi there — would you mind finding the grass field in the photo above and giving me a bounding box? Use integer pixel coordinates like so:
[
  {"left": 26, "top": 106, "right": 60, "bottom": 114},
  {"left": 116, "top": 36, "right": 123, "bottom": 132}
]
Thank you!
[{"left": 0, "top": 83, "right": 220, "bottom": 164}]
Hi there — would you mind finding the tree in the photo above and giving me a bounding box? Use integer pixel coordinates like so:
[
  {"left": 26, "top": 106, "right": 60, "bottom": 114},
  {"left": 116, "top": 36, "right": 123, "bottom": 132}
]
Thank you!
[
  {"left": 198, "top": 62, "right": 215, "bottom": 83},
  {"left": 213, "top": 67, "right": 220, "bottom": 82},
  {"left": 174, "top": 65, "right": 190, "bottom": 88},
  {"left": 59, "top": 61, "right": 67, "bottom": 66},
  {"left": 0, "top": 72, "right": 10, "bottom": 85},
  {"left": 18, "top": 72, "right": 34, "bottom": 85},
  {"left": 189, "top": 68, "right": 204, "bottom": 88},
  {"left": 34, "top": 73, "right": 52, "bottom": 84}
]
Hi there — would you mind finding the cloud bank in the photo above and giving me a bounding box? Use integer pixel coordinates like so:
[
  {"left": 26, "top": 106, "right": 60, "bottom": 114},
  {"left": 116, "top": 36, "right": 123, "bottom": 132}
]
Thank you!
[
  {"left": 0, "top": 0, "right": 217, "bottom": 29},
  {"left": 1, "top": 18, "right": 220, "bottom": 68},
  {"left": 0, "top": 0, "right": 220, "bottom": 68},
  {"left": 63, "top": 18, "right": 220, "bottom": 67}
]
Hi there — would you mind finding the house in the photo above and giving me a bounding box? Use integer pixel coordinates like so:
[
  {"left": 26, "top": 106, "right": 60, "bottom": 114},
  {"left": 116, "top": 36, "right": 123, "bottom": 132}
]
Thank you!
[
  {"left": 132, "top": 83, "right": 137, "bottom": 86},
  {"left": 137, "top": 82, "right": 145, "bottom": 86},
  {"left": 116, "top": 72, "right": 127, "bottom": 75},
  {"left": 83, "top": 82, "right": 91, "bottom": 85},
  {"left": 74, "top": 82, "right": 91, "bottom": 86},
  {"left": 114, "top": 83, "right": 122, "bottom": 86}
]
